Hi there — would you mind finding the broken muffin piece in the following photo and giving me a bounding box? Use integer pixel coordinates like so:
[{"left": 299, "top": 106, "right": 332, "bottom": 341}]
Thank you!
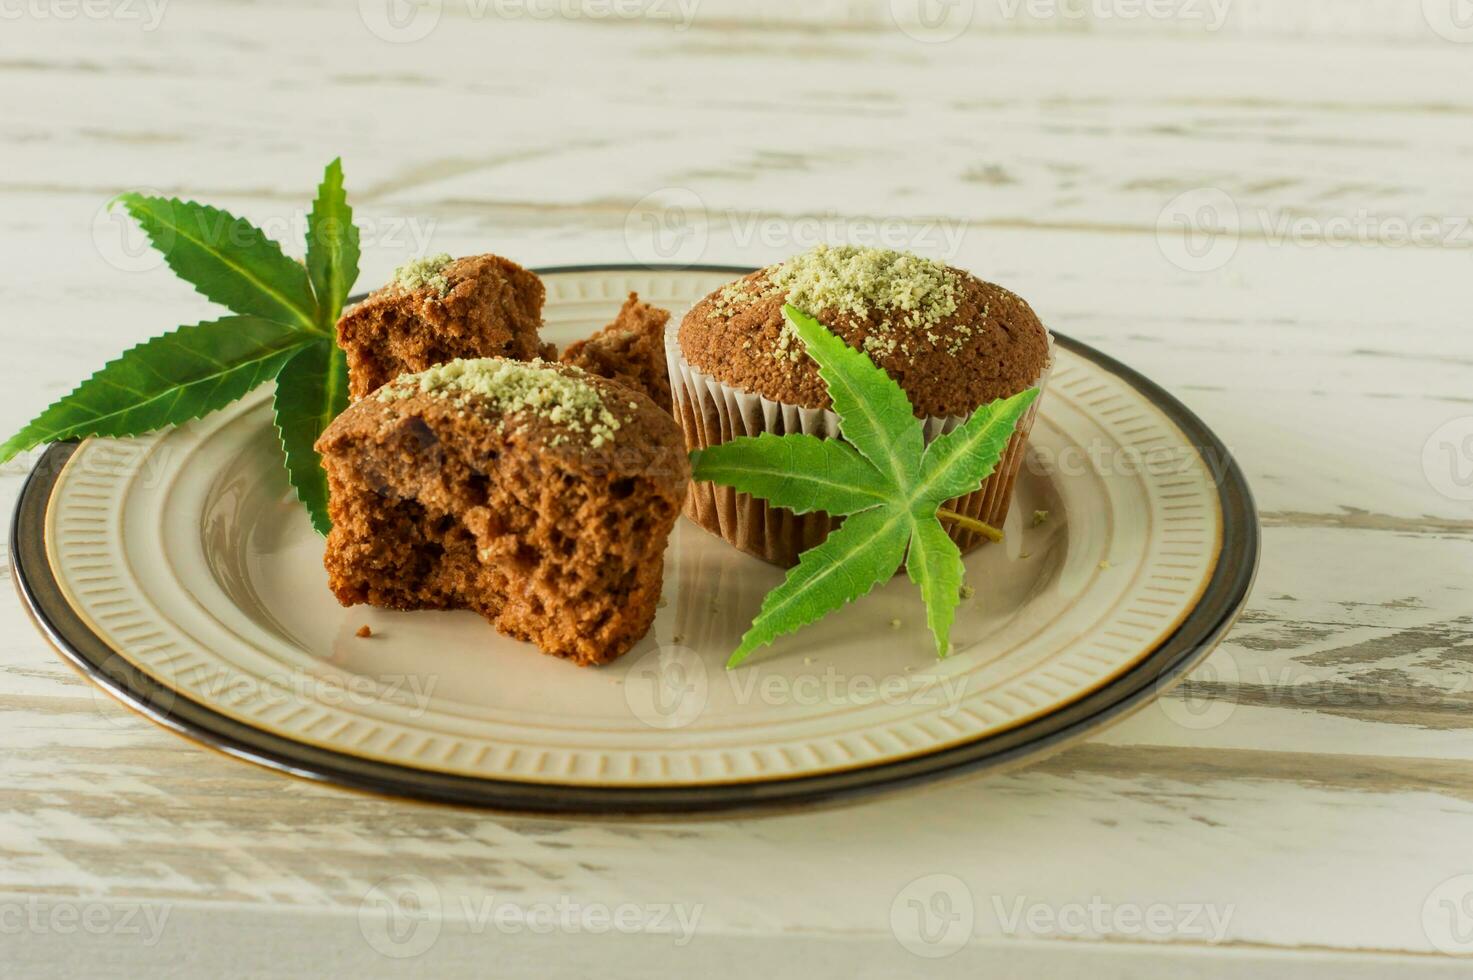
[
  {"left": 315, "top": 357, "right": 689, "bottom": 666},
  {"left": 337, "top": 253, "right": 556, "bottom": 401},
  {"left": 559, "top": 292, "right": 673, "bottom": 414}
]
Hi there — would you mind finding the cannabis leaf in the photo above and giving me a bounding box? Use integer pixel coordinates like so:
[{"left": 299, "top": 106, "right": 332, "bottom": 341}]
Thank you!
[
  {"left": 685, "top": 432, "right": 888, "bottom": 516},
  {"left": 268, "top": 157, "right": 361, "bottom": 532},
  {"left": 3, "top": 160, "right": 361, "bottom": 536},
  {"left": 273, "top": 339, "right": 349, "bottom": 536},
  {"left": 113, "top": 193, "right": 321, "bottom": 332},
  {"left": 0, "top": 317, "right": 309, "bottom": 460},
  {"left": 690, "top": 305, "right": 1038, "bottom": 667},
  {"left": 305, "top": 158, "right": 360, "bottom": 329}
]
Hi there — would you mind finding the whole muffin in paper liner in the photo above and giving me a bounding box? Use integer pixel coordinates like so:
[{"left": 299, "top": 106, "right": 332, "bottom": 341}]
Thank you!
[{"left": 668, "top": 248, "right": 1052, "bottom": 567}]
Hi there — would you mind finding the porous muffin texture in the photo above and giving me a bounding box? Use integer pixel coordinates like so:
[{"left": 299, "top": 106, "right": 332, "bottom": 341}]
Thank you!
[
  {"left": 315, "top": 358, "right": 689, "bottom": 666},
  {"left": 559, "top": 292, "right": 673, "bottom": 415},
  {"left": 678, "top": 245, "right": 1050, "bottom": 418},
  {"left": 337, "top": 253, "right": 555, "bottom": 401}
]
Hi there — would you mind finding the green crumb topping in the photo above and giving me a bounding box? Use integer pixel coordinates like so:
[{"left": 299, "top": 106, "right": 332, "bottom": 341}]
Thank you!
[
  {"left": 767, "top": 244, "right": 962, "bottom": 358},
  {"left": 707, "top": 280, "right": 762, "bottom": 320},
  {"left": 702, "top": 245, "right": 977, "bottom": 366},
  {"left": 392, "top": 252, "right": 453, "bottom": 296},
  {"left": 378, "top": 357, "right": 623, "bottom": 448},
  {"left": 774, "top": 319, "right": 804, "bottom": 363},
  {"left": 1032, "top": 509, "right": 1049, "bottom": 527},
  {"left": 959, "top": 583, "right": 976, "bottom": 599}
]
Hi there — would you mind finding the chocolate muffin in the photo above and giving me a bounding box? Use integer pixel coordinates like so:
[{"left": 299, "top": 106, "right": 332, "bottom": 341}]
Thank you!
[
  {"left": 669, "top": 244, "right": 1052, "bottom": 566},
  {"left": 337, "top": 253, "right": 555, "bottom": 401},
  {"left": 559, "top": 292, "right": 673, "bottom": 414},
  {"left": 315, "top": 358, "right": 689, "bottom": 666}
]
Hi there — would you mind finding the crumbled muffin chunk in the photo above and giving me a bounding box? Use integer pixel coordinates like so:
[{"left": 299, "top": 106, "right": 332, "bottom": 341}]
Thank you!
[
  {"left": 315, "top": 358, "right": 689, "bottom": 666},
  {"left": 337, "top": 253, "right": 555, "bottom": 401},
  {"left": 559, "top": 292, "right": 673, "bottom": 414}
]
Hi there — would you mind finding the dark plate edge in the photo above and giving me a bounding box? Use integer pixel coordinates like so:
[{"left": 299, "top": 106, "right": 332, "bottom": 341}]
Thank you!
[{"left": 9, "top": 264, "right": 1259, "bottom": 817}]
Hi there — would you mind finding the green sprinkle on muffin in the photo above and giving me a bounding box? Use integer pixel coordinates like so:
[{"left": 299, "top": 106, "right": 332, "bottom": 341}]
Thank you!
[
  {"left": 392, "top": 252, "right": 454, "bottom": 295},
  {"left": 377, "top": 357, "right": 624, "bottom": 448}
]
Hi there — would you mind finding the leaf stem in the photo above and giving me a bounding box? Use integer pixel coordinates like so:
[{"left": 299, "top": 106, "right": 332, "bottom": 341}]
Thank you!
[{"left": 935, "top": 508, "right": 1004, "bottom": 543}]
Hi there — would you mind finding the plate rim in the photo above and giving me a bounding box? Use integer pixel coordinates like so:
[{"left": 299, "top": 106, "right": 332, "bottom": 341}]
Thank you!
[{"left": 9, "top": 263, "right": 1259, "bottom": 816}]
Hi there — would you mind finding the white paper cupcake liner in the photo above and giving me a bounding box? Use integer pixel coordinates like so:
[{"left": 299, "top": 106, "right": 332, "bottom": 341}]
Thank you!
[{"left": 665, "top": 318, "right": 1054, "bottom": 567}]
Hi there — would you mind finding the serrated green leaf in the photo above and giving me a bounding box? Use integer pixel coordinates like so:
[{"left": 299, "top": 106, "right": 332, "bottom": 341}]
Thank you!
[
  {"left": 698, "top": 307, "right": 1042, "bottom": 666},
  {"left": 305, "top": 158, "right": 360, "bottom": 328},
  {"left": 728, "top": 505, "right": 910, "bottom": 668},
  {"left": 782, "top": 304, "right": 923, "bottom": 488},
  {"left": 690, "top": 433, "right": 888, "bottom": 517},
  {"left": 114, "top": 193, "right": 319, "bottom": 332},
  {"left": 913, "top": 387, "right": 1038, "bottom": 507},
  {"left": 0, "top": 317, "right": 312, "bottom": 462},
  {"left": 905, "top": 516, "right": 965, "bottom": 658},
  {"left": 272, "top": 339, "right": 349, "bottom": 536}
]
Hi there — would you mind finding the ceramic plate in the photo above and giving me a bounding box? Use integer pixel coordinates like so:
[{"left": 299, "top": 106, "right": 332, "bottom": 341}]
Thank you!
[{"left": 11, "top": 266, "right": 1257, "bottom": 814}]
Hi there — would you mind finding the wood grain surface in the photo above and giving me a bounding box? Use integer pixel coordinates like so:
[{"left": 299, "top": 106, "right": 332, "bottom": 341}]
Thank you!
[{"left": 1, "top": 2, "right": 1470, "bottom": 976}]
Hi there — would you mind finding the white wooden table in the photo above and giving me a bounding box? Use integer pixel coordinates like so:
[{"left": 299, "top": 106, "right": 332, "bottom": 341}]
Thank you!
[{"left": 3, "top": 2, "right": 1472, "bottom": 976}]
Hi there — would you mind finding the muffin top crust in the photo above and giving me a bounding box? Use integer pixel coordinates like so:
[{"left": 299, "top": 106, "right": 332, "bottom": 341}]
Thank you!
[
  {"left": 365, "top": 357, "right": 675, "bottom": 456},
  {"left": 678, "top": 245, "right": 1050, "bottom": 418}
]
